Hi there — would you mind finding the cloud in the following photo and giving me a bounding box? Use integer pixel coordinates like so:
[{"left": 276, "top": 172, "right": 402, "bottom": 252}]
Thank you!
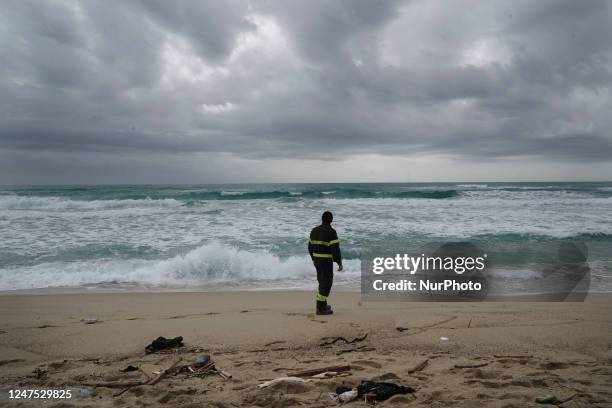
[{"left": 0, "top": 0, "right": 610, "bottom": 183}]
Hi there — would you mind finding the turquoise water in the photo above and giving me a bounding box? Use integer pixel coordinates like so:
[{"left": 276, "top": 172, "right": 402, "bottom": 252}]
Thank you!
[{"left": 0, "top": 182, "right": 611, "bottom": 291}]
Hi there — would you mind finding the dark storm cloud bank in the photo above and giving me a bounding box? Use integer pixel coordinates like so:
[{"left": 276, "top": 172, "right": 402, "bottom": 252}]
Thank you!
[{"left": 1, "top": 0, "right": 611, "bottom": 166}]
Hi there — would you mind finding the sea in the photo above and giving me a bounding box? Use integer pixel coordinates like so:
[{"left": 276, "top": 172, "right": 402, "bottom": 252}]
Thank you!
[{"left": 0, "top": 182, "right": 611, "bottom": 293}]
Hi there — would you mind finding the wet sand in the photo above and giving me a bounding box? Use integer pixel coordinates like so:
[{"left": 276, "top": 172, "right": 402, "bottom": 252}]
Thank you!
[{"left": 1, "top": 291, "right": 611, "bottom": 407}]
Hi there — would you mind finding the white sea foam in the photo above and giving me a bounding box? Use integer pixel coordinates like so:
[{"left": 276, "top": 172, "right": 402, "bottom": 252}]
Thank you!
[
  {"left": 457, "top": 184, "right": 488, "bottom": 188},
  {"left": 0, "top": 196, "right": 183, "bottom": 211},
  {"left": 0, "top": 242, "right": 361, "bottom": 291}
]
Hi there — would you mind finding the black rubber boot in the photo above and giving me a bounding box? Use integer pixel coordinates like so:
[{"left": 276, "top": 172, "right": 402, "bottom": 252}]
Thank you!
[{"left": 316, "top": 300, "right": 333, "bottom": 315}]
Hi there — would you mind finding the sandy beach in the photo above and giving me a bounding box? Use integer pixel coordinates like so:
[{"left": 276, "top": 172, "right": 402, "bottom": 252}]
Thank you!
[{"left": 1, "top": 291, "right": 611, "bottom": 407}]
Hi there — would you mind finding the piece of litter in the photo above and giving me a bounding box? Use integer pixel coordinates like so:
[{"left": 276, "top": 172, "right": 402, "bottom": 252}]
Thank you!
[
  {"left": 440, "top": 337, "right": 449, "bottom": 341},
  {"left": 329, "top": 389, "right": 358, "bottom": 403},
  {"left": 152, "top": 371, "right": 161, "bottom": 375},
  {"left": 195, "top": 355, "right": 210, "bottom": 366},
  {"left": 145, "top": 336, "right": 184, "bottom": 354}
]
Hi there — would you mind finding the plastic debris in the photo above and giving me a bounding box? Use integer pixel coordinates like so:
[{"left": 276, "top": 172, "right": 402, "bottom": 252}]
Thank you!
[
  {"left": 195, "top": 355, "right": 210, "bottom": 366},
  {"left": 329, "top": 388, "right": 358, "bottom": 403},
  {"left": 440, "top": 337, "right": 449, "bottom": 341}
]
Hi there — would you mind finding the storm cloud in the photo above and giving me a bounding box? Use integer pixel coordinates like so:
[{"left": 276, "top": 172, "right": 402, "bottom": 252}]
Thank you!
[{"left": 1, "top": 0, "right": 611, "bottom": 183}]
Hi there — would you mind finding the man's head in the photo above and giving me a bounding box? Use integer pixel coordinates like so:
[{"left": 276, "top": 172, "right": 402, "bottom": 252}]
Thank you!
[{"left": 322, "top": 211, "right": 333, "bottom": 224}]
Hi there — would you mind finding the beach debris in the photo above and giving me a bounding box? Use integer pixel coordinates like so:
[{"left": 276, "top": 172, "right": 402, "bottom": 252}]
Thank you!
[
  {"left": 395, "top": 326, "right": 409, "bottom": 332},
  {"left": 178, "top": 355, "right": 231, "bottom": 380},
  {"left": 328, "top": 388, "right": 358, "bottom": 403},
  {"left": 87, "top": 358, "right": 183, "bottom": 389},
  {"left": 287, "top": 364, "right": 351, "bottom": 378},
  {"left": 312, "top": 371, "right": 351, "bottom": 379},
  {"left": 454, "top": 362, "right": 488, "bottom": 369},
  {"left": 81, "top": 318, "right": 100, "bottom": 325},
  {"left": 215, "top": 366, "right": 232, "bottom": 379},
  {"left": 148, "top": 358, "right": 183, "bottom": 385},
  {"left": 407, "top": 359, "right": 429, "bottom": 373},
  {"left": 145, "top": 336, "right": 184, "bottom": 354},
  {"left": 440, "top": 336, "right": 449, "bottom": 341},
  {"left": 328, "top": 381, "right": 415, "bottom": 404},
  {"left": 320, "top": 333, "right": 368, "bottom": 346},
  {"left": 360, "top": 381, "right": 415, "bottom": 403},
  {"left": 119, "top": 365, "right": 138, "bottom": 373},
  {"left": 195, "top": 355, "right": 210, "bottom": 366}
]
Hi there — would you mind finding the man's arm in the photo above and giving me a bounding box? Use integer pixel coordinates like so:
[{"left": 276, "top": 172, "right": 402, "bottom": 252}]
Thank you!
[
  {"left": 308, "top": 230, "right": 314, "bottom": 261},
  {"left": 330, "top": 229, "right": 342, "bottom": 269}
]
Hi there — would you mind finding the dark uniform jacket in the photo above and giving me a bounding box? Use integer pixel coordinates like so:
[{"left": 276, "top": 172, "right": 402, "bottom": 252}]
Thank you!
[{"left": 308, "top": 224, "right": 342, "bottom": 264}]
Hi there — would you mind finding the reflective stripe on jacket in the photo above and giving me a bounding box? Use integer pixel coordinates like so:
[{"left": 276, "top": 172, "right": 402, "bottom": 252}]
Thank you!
[{"left": 308, "top": 224, "right": 342, "bottom": 264}]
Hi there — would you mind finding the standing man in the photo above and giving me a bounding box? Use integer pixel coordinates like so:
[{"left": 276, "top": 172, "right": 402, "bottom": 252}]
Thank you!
[{"left": 308, "top": 211, "right": 342, "bottom": 315}]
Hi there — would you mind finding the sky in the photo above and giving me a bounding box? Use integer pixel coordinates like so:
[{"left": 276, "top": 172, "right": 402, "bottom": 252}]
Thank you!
[{"left": 1, "top": 0, "right": 611, "bottom": 184}]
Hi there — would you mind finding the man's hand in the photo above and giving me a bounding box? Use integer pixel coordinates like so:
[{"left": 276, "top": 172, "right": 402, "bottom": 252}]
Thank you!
[{"left": 337, "top": 264, "right": 343, "bottom": 272}]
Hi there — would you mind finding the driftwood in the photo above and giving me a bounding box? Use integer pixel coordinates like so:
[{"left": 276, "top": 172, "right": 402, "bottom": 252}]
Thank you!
[
  {"left": 147, "top": 358, "right": 183, "bottom": 385},
  {"left": 407, "top": 359, "right": 429, "bottom": 373},
  {"left": 287, "top": 364, "right": 351, "bottom": 378},
  {"left": 87, "top": 367, "right": 154, "bottom": 392},
  {"left": 320, "top": 334, "right": 367, "bottom": 346},
  {"left": 454, "top": 362, "right": 488, "bottom": 369},
  {"left": 311, "top": 371, "right": 351, "bottom": 379}
]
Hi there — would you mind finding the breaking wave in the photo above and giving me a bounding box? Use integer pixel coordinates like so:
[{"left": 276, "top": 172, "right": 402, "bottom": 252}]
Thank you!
[
  {"left": 0, "top": 242, "right": 361, "bottom": 291},
  {"left": 0, "top": 195, "right": 183, "bottom": 211}
]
